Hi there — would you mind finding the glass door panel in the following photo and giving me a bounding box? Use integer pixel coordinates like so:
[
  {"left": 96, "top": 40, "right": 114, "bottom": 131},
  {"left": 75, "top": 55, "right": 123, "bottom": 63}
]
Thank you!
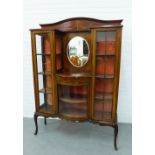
[
  {"left": 58, "top": 85, "right": 88, "bottom": 119},
  {"left": 33, "top": 31, "right": 55, "bottom": 113},
  {"left": 94, "top": 30, "right": 116, "bottom": 120},
  {"left": 94, "top": 78, "right": 113, "bottom": 120},
  {"left": 35, "top": 33, "right": 51, "bottom": 55},
  {"left": 106, "top": 31, "right": 116, "bottom": 54},
  {"left": 96, "top": 31, "right": 116, "bottom": 55},
  {"left": 39, "top": 93, "right": 53, "bottom": 113},
  {"left": 95, "top": 30, "right": 116, "bottom": 77},
  {"left": 37, "top": 55, "right": 52, "bottom": 73},
  {"left": 96, "top": 56, "right": 115, "bottom": 75},
  {"left": 96, "top": 32, "right": 106, "bottom": 54}
]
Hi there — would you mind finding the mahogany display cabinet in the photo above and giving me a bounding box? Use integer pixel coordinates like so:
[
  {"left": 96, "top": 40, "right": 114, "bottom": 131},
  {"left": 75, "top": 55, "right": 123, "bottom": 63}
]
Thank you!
[{"left": 30, "top": 17, "right": 123, "bottom": 150}]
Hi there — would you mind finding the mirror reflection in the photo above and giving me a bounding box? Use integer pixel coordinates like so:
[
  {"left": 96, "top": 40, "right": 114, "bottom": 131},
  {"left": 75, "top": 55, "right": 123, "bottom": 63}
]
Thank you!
[{"left": 67, "top": 36, "right": 89, "bottom": 67}]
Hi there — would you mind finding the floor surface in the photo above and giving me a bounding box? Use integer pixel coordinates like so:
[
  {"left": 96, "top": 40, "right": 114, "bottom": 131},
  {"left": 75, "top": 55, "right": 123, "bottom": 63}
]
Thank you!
[{"left": 23, "top": 118, "right": 132, "bottom": 155}]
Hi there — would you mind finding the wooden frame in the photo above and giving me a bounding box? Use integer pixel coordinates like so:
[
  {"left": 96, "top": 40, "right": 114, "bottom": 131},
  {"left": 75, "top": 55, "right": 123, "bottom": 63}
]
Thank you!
[{"left": 30, "top": 17, "right": 123, "bottom": 150}]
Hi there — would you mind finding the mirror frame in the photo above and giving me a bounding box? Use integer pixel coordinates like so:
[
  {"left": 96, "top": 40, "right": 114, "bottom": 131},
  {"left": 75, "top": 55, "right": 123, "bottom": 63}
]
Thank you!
[{"left": 67, "top": 36, "right": 90, "bottom": 68}]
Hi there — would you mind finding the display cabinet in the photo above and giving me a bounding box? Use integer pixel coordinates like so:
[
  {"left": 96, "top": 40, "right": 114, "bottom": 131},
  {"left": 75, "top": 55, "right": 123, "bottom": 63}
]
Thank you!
[{"left": 30, "top": 17, "right": 123, "bottom": 150}]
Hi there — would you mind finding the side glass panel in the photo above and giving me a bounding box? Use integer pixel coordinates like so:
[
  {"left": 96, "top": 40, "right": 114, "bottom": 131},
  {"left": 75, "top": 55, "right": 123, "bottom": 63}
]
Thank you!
[
  {"left": 94, "top": 30, "right": 116, "bottom": 120},
  {"left": 58, "top": 85, "right": 88, "bottom": 119},
  {"left": 35, "top": 32, "right": 54, "bottom": 113}
]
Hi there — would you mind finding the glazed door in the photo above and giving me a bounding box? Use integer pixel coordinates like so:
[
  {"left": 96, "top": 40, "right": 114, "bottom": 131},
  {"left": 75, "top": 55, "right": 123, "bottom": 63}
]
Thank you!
[
  {"left": 58, "top": 84, "right": 89, "bottom": 121},
  {"left": 31, "top": 30, "right": 57, "bottom": 114},
  {"left": 92, "top": 28, "right": 121, "bottom": 122}
]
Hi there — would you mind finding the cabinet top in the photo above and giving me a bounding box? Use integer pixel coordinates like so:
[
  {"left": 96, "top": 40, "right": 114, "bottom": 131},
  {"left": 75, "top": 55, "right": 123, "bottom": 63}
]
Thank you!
[{"left": 39, "top": 17, "right": 123, "bottom": 32}]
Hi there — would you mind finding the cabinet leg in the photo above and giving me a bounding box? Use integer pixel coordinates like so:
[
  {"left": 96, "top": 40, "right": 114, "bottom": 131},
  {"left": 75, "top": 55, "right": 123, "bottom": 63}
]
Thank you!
[
  {"left": 114, "top": 124, "right": 118, "bottom": 150},
  {"left": 34, "top": 114, "right": 38, "bottom": 135},
  {"left": 44, "top": 117, "right": 47, "bottom": 125}
]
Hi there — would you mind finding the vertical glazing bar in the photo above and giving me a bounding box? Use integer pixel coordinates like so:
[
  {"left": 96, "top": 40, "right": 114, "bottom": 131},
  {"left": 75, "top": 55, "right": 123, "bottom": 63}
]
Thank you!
[
  {"left": 41, "top": 35, "right": 47, "bottom": 108},
  {"left": 49, "top": 31, "right": 58, "bottom": 113},
  {"left": 91, "top": 29, "right": 96, "bottom": 118}
]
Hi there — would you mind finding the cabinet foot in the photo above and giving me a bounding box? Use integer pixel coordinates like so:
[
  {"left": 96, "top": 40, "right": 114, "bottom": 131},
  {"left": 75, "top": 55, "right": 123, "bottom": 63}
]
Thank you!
[
  {"left": 114, "top": 124, "right": 118, "bottom": 150},
  {"left": 34, "top": 114, "right": 38, "bottom": 135},
  {"left": 44, "top": 117, "right": 47, "bottom": 125}
]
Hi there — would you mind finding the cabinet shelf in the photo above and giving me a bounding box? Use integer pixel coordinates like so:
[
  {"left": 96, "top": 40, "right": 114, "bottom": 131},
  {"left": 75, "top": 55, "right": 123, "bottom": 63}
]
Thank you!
[
  {"left": 60, "top": 109, "right": 87, "bottom": 119},
  {"left": 56, "top": 52, "right": 61, "bottom": 55},
  {"left": 39, "top": 103, "right": 52, "bottom": 112},
  {"left": 95, "top": 93, "right": 113, "bottom": 100},
  {"left": 95, "top": 75, "right": 114, "bottom": 79},
  {"left": 95, "top": 111, "right": 112, "bottom": 119},
  {"left": 36, "top": 53, "right": 51, "bottom": 56},
  {"left": 59, "top": 97, "right": 87, "bottom": 104},
  {"left": 36, "top": 52, "right": 61, "bottom": 56},
  {"left": 39, "top": 88, "right": 52, "bottom": 94},
  {"left": 56, "top": 72, "right": 91, "bottom": 78},
  {"left": 38, "top": 72, "right": 51, "bottom": 75},
  {"left": 96, "top": 54, "right": 115, "bottom": 57}
]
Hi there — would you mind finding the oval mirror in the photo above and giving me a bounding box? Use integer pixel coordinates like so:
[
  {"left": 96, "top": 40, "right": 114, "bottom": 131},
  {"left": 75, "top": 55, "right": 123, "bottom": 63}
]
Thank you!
[{"left": 67, "top": 36, "right": 89, "bottom": 67}]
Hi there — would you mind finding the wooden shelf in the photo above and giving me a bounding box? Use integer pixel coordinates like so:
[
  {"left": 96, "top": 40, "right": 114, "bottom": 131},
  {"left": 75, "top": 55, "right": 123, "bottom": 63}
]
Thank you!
[
  {"left": 94, "top": 111, "right": 112, "bottom": 119},
  {"left": 60, "top": 109, "right": 87, "bottom": 118},
  {"left": 39, "top": 88, "right": 52, "bottom": 94},
  {"left": 59, "top": 91, "right": 88, "bottom": 97},
  {"left": 62, "top": 104, "right": 87, "bottom": 110},
  {"left": 96, "top": 54, "right": 115, "bottom": 57},
  {"left": 38, "top": 72, "right": 51, "bottom": 75},
  {"left": 59, "top": 97, "right": 87, "bottom": 104},
  {"left": 36, "top": 53, "right": 51, "bottom": 56},
  {"left": 95, "top": 93, "right": 113, "bottom": 100},
  {"left": 57, "top": 72, "right": 114, "bottom": 79},
  {"left": 95, "top": 75, "right": 114, "bottom": 79},
  {"left": 56, "top": 72, "right": 92, "bottom": 78},
  {"left": 36, "top": 52, "right": 61, "bottom": 56},
  {"left": 56, "top": 52, "right": 61, "bottom": 55},
  {"left": 39, "top": 103, "right": 52, "bottom": 112}
]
